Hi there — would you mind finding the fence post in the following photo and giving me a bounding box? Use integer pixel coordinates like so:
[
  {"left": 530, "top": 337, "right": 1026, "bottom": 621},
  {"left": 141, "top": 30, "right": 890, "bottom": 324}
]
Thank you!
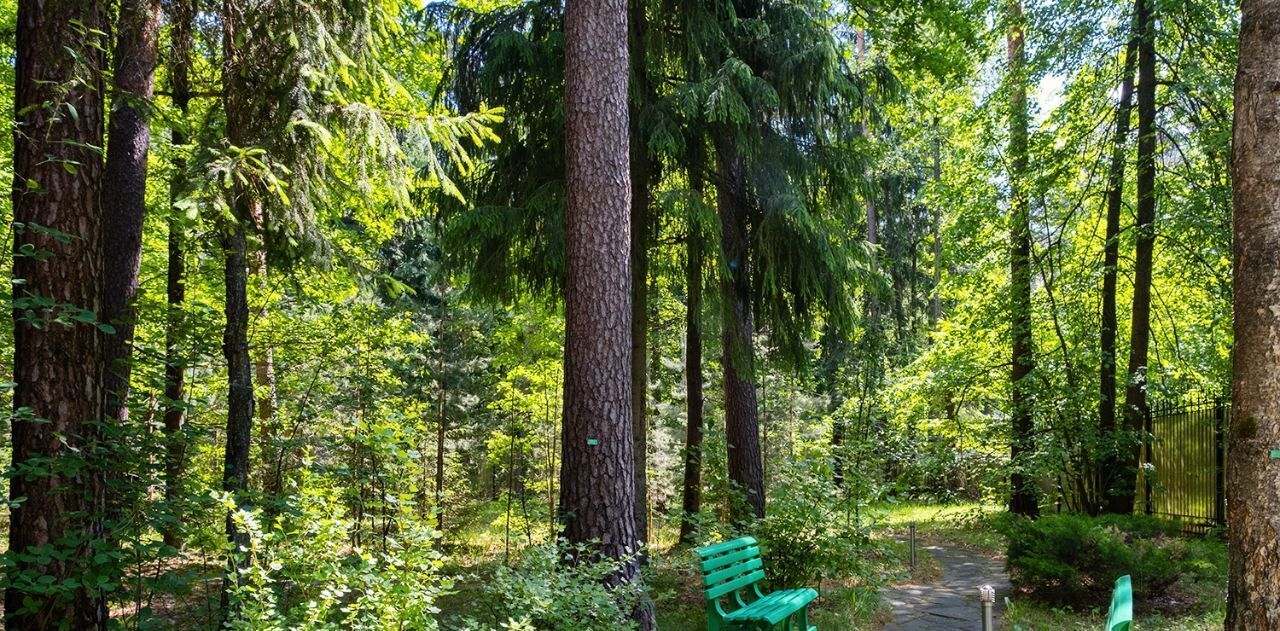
[
  {"left": 1214, "top": 397, "right": 1227, "bottom": 527},
  {"left": 1143, "top": 404, "right": 1153, "bottom": 516}
]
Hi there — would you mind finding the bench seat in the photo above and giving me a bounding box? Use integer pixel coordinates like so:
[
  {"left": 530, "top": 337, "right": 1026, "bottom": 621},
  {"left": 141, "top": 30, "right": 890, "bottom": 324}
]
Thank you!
[{"left": 724, "top": 588, "right": 818, "bottom": 626}]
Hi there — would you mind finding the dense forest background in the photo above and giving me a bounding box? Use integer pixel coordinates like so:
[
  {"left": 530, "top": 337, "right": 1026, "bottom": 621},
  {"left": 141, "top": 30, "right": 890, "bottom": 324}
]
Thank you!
[{"left": 0, "top": 0, "right": 1243, "bottom": 627}]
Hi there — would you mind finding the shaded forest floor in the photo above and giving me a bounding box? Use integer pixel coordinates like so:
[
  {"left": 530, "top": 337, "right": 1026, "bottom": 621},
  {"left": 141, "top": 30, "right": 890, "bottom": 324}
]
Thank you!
[{"left": 109, "top": 502, "right": 1225, "bottom": 629}]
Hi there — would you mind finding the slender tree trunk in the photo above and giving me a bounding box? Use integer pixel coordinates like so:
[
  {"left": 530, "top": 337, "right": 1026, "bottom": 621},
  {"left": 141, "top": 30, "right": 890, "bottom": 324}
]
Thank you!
[
  {"left": 1099, "top": 21, "right": 1139, "bottom": 516},
  {"left": 560, "top": 0, "right": 652, "bottom": 626},
  {"left": 251, "top": 224, "right": 278, "bottom": 497},
  {"left": 1115, "top": 0, "right": 1156, "bottom": 516},
  {"left": 162, "top": 0, "right": 194, "bottom": 549},
  {"left": 101, "top": 0, "right": 161, "bottom": 430},
  {"left": 1228, "top": 2, "right": 1280, "bottom": 624},
  {"left": 8, "top": 1, "right": 109, "bottom": 628},
  {"left": 929, "top": 121, "right": 943, "bottom": 327},
  {"left": 220, "top": 0, "right": 257, "bottom": 615},
  {"left": 435, "top": 283, "right": 447, "bottom": 534},
  {"left": 1007, "top": 0, "right": 1039, "bottom": 518},
  {"left": 712, "top": 130, "right": 766, "bottom": 521},
  {"left": 822, "top": 322, "right": 848, "bottom": 488},
  {"left": 628, "top": 0, "right": 653, "bottom": 548},
  {"left": 679, "top": 151, "right": 706, "bottom": 544}
]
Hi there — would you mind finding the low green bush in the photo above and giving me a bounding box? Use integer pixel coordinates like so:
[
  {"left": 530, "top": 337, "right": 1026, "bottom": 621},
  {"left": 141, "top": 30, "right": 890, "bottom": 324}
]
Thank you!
[
  {"left": 754, "top": 459, "right": 883, "bottom": 589},
  {"left": 999, "top": 513, "right": 1196, "bottom": 607},
  {"left": 454, "top": 542, "right": 644, "bottom": 631}
]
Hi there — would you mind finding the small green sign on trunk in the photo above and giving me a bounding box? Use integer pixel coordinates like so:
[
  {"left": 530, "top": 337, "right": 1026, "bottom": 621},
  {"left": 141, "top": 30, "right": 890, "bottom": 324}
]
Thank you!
[{"left": 1271, "top": 449, "right": 1280, "bottom": 459}]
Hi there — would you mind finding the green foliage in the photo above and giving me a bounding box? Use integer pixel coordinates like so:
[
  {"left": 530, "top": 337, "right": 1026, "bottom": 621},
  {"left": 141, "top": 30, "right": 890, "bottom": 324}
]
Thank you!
[
  {"left": 754, "top": 459, "right": 882, "bottom": 589},
  {"left": 999, "top": 514, "right": 1221, "bottom": 607},
  {"left": 223, "top": 486, "right": 448, "bottom": 631},
  {"left": 450, "top": 543, "right": 643, "bottom": 631}
]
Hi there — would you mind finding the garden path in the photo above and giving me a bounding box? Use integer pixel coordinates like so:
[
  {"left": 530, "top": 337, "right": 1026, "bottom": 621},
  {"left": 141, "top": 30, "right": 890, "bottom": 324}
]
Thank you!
[{"left": 881, "top": 543, "right": 1011, "bottom": 631}]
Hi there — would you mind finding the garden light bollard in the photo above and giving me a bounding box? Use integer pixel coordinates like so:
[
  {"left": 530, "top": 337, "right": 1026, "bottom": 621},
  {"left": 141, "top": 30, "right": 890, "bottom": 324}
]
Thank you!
[
  {"left": 909, "top": 521, "right": 916, "bottom": 570},
  {"left": 979, "top": 585, "right": 995, "bottom": 631}
]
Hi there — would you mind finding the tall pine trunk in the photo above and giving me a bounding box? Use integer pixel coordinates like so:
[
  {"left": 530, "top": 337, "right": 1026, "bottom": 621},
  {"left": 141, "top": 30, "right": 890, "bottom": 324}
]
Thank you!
[
  {"left": 1099, "top": 20, "right": 1139, "bottom": 515},
  {"left": 560, "top": 0, "right": 652, "bottom": 626},
  {"left": 628, "top": 0, "right": 653, "bottom": 547},
  {"left": 679, "top": 149, "right": 706, "bottom": 544},
  {"left": 1007, "top": 0, "right": 1039, "bottom": 518},
  {"left": 1115, "top": 0, "right": 1156, "bottom": 515},
  {"left": 713, "top": 131, "right": 766, "bottom": 521},
  {"left": 8, "top": 1, "right": 109, "bottom": 627},
  {"left": 162, "top": 0, "right": 194, "bottom": 548},
  {"left": 101, "top": 0, "right": 162, "bottom": 425},
  {"left": 1227, "top": 1, "right": 1280, "bottom": 624},
  {"left": 220, "top": 0, "right": 257, "bottom": 614}
]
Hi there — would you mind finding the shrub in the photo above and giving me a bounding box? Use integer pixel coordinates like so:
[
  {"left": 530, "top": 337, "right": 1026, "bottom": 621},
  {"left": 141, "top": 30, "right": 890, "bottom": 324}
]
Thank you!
[
  {"left": 754, "top": 460, "right": 881, "bottom": 589},
  {"left": 225, "top": 486, "right": 449, "bottom": 631},
  {"left": 461, "top": 542, "right": 643, "bottom": 631},
  {"left": 999, "top": 513, "right": 1188, "bottom": 607}
]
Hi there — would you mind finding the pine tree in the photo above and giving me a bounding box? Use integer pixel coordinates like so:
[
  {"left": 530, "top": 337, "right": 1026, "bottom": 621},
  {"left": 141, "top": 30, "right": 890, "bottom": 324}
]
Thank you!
[{"left": 8, "top": 0, "right": 110, "bottom": 627}]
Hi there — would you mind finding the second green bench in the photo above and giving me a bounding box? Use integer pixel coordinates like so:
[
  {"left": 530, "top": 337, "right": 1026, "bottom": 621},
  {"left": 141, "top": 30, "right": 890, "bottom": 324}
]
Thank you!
[{"left": 694, "top": 536, "right": 817, "bottom": 631}]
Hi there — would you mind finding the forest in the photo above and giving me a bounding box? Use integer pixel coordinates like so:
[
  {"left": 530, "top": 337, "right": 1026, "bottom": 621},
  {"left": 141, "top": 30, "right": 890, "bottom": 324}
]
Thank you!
[{"left": 4, "top": 0, "right": 1280, "bottom": 628}]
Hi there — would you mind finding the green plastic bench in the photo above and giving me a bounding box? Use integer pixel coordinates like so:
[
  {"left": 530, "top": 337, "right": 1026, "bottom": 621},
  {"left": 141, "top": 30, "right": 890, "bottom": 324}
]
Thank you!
[
  {"left": 1106, "top": 575, "right": 1133, "bottom": 631},
  {"left": 693, "top": 536, "right": 817, "bottom": 631}
]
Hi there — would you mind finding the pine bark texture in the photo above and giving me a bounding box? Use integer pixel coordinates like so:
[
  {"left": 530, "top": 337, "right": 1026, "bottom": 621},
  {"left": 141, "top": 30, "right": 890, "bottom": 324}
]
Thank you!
[
  {"left": 8, "top": 0, "right": 109, "bottom": 627},
  {"left": 162, "top": 0, "right": 194, "bottom": 548},
  {"left": 1115, "top": 0, "right": 1156, "bottom": 516},
  {"left": 1227, "top": 0, "right": 1280, "bottom": 625},
  {"left": 1007, "top": 0, "right": 1039, "bottom": 518},
  {"left": 101, "top": 0, "right": 162, "bottom": 425},
  {"left": 560, "top": 5, "right": 651, "bottom": 628},
  {"left": 713, "top": 132, "right": 766, "bottom": 521},
  {"left": 1099, "top": 25, "right": 1138, "bottom": 515},
  {"left": 679, "top": 156, "right": 705, "bottom": 544}
]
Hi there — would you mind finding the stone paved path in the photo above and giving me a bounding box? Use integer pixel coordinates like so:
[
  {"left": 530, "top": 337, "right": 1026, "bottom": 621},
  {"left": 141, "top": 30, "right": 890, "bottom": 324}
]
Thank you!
[{"left": 882, "top": 544, "right": 1011, "bottom": 630}]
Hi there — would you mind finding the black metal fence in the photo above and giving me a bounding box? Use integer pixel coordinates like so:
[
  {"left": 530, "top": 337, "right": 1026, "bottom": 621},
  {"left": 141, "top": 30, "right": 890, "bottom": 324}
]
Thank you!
[{"left": 1140, "top": 397, "right": 1228, "bottom": 533}]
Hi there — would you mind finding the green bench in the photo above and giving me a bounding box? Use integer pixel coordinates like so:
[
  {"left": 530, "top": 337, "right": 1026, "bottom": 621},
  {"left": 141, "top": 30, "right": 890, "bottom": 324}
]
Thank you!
[
  {"left": 693, "top": 536, "right": 817, "bottom": 631},
  {"left": 1107, "top": 575, "right": 1133, "bottom": 631}
]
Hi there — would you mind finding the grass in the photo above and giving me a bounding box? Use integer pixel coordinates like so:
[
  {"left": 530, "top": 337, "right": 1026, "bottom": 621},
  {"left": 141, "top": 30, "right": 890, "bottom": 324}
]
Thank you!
[
  {"left": 1003, "top": 602, "right": 1224, "bottom": 630},
  {"left": 878, "top": 500, "right": 1006, "bottom": 555}
]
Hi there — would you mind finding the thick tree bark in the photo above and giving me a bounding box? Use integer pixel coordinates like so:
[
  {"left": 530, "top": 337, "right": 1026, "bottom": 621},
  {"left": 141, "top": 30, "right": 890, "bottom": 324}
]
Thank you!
[
  {"left": 1115, "top": 0, "right": 1156, "bottom": 516},
  {"left": 101, "top": 0, "right": 162, "bottom": 426},
  {"left": 8, "top": 1, "right": 109, "bottom": 628},
  {"left": 1227, "top": 1, "right": 1280, "bottom": 626},
  {"left": 679, "top": 153, "right": 706, "bottom": 544},
  {"left": 220, "top": 0, "right": 257, "bottom": 614},
  {"left": 162, "top": 0, "right": 194, "bottom": 548},
  {"left": 628, "top": 0, "right": 653, "bottom": 547},
  {"left": 1098, "top": 21, "right": 1139, "bottom": 516},
  {"left": 560, "top": 0, "right": 652, "bottom": 626},
  {"left": 713, "top": 131, "right": 766, "bottom": 521},
  {"left": 1007, "top": 0, "right": 1039, "bottom": 518}
]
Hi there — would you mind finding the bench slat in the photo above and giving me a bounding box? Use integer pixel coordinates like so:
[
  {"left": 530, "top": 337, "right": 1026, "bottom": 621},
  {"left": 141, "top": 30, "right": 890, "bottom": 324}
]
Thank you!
[
  {"left": 703, "top": 556, "right": 763, "bottom": 587},
  {"left": 706, "top": 569, "right": 766, "bottom": 600},
  {"left": 699, "top": 545, "right": 761, "bottom": 573},
  {"left": 1106, "top": 575, "right": 1132, "bottom": 631},
  {"left": 694, "top": 536, "right": 757, "bottom": 559}
]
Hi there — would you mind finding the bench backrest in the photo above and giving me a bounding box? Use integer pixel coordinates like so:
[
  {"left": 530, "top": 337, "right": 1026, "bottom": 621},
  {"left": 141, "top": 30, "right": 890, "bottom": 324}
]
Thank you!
[
  {"left": 1106, "top": 575, "right": 1133, "bottom": 631},
  {"left": 693, "top": 537, "right": 768, "bottom": 629}
]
